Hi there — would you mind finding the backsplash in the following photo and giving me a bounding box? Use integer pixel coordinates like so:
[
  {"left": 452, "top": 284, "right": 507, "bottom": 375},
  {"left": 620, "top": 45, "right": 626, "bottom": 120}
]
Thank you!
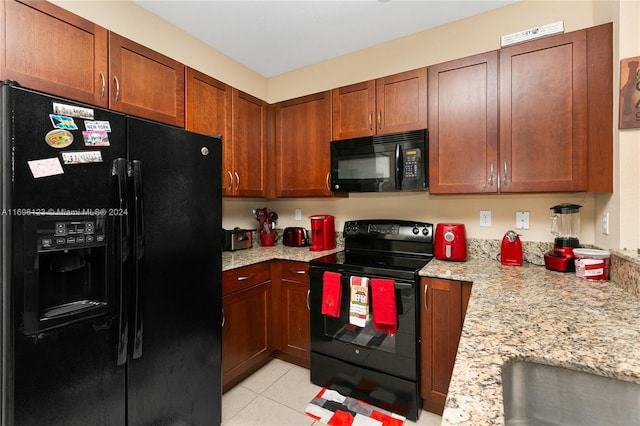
[
  {"left": 263, "top": 230, "right": 640, "bottom": 298},
  {"left": 468, "top": 238, "right": 640, "bottom": 298}
]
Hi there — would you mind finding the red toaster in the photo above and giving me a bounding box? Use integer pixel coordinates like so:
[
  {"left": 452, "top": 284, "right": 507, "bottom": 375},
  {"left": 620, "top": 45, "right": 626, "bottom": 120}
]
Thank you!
[{"left": 434, "top": 223, "right": 467, "bottom": 261}]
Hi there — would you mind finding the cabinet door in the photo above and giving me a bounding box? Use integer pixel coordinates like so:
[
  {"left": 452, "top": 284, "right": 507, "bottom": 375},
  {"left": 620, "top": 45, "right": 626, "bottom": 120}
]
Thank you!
[
  {"left": 499, "top": 30, "right": 587, "bottom": 192},
  {"left": 185, "top": 68, "right": 231, "bottom": 192},
  {"left": 376, "top": 68, "right": 428, "bottom": 134},
  {"left": 1, "top": 0, "right": 108, "bottom": 107},
  {"left": 428, "top": 51, "right": 498, "bottom": 194},
  {"left": 222, "top": 282, "right": 272, "bottom": 392},
  {"left": 279, "top": 262, "right": 310, "bottom": 367},
  {"left": 420, "top": 278, "right": 464, "bottom": 415},
  {"left": 275, "top": 91, "right": 333, "bottom": 197},
  {"left": 108, "top": 32, "right": 185, "bottom": 127},
  {"left": 332, "top": 80, "right": 376, "bottom": 140},
  {"left": 231, "top": 89, "right": 267, "bottom": 197}
]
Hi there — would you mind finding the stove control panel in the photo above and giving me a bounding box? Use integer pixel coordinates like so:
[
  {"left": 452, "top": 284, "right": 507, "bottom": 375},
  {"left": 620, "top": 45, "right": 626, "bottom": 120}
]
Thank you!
[{"left": 344, "top": 220, "right": 433, "bottom": 242}]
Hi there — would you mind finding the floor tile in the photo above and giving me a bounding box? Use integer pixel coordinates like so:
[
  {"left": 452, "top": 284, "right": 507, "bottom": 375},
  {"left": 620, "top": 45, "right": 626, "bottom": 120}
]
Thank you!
[
  {"left": 224, "top": 395, "right": 314, "bottom": 426},
  {"left": 409, "top": 410, "right": 443, "bottom": 425},
  {"left": 237, "top": 359, "right": 293, "bottom": 394},
  {"left": 221, "top": 359, "right": 442, "bottom": 426},
  {"left": 221, "top": 385, "right": 258, "bottom": 424},
  {"left": 262, "top": 364, "right": 322, "bottom": 411}
]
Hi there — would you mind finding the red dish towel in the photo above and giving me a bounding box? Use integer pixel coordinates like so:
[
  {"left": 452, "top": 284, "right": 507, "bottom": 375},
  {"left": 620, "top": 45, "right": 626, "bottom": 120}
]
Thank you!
[
  {"left": 371, "top": 278, "right": 397, "bottom": 334},
  {"left": 321, "top": 271, "right": 342, "bottom": 318}
]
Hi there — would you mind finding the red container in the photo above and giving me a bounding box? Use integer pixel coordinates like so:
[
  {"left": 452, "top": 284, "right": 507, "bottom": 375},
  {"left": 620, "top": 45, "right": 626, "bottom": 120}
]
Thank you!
[
  {"left": 574, "top": 248, "right": 610, "bottom": 280},
  {"left": 434, "top": 223, "right": 467, "bottom": 261}
]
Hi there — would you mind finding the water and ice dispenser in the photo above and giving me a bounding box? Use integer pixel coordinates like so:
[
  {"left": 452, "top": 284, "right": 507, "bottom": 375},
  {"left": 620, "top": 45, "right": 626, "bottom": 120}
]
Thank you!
[{"left": 23, "top": 216, "right": 111, "bottom": 334}]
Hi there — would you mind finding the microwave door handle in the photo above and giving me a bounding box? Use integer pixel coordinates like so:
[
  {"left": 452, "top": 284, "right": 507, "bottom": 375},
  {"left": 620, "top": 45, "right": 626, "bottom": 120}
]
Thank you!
[{"left": 395, "top": 144, "right": 402, "bottom": 190}]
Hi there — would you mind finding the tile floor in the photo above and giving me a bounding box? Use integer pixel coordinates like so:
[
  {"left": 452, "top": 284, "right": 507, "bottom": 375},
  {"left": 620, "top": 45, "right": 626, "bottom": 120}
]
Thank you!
[{"left": 222, "top": 358, "right": 443, "bottom": 425}]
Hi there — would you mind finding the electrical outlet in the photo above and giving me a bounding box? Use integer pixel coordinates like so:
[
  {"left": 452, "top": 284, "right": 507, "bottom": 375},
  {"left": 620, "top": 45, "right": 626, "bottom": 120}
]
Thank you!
[
  {"left": 602, "top": 212, "right": 609, "bottom": 235},
  {"left": 295, "top": 209, "right": 302, "bottom": 221},
  {"left": 516, "top": 211, "right": 530, "bottom": 229},
  {"left": 480, "top": 210, "right": 492, "bottom": 227}
]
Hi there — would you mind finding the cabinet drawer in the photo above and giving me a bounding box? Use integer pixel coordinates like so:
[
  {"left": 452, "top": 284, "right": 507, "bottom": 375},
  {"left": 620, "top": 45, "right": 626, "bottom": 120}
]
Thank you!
[
  {"left": 280, "top": 261, "right": 309, "bottom": 282},
  {"left": 223, "top": 263, "right": 270, "bottom": 295}
]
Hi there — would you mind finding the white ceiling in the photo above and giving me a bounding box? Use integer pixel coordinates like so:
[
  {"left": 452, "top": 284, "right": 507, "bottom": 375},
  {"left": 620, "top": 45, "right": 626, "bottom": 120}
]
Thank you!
[{"left": 133, "top": 0, "right": 518, "bottom": 78}]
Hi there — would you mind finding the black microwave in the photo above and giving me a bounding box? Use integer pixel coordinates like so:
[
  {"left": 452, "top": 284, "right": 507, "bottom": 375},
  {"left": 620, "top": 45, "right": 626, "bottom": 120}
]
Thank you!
[{"left": 330, "top": 129, "right": 428, "bottom": 193}]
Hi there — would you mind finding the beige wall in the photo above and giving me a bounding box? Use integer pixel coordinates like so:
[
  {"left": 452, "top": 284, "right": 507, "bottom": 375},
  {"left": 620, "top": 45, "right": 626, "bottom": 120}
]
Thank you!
[{"left": 51, "top": 0, "right": 639, "bottom": 249}]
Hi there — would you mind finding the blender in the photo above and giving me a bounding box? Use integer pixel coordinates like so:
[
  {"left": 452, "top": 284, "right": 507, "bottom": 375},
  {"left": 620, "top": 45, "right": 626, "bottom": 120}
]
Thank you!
[{"left": 544, "top": 203, "right": 582, "bottom": 272}]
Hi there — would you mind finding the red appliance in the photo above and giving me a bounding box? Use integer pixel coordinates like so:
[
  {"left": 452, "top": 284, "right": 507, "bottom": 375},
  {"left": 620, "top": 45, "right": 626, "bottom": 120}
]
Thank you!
[
  {"left": 501, "top": 230, "right": 523, "bottom": 266},
  {"left": 544, "top": 204, "right": 582, "bottom": 272},
  {"left": 309, "top": 215, "right": 336, "bottom": 251},
  {"left": 434, "top": 223, "right": 467, "bottom": 261}
]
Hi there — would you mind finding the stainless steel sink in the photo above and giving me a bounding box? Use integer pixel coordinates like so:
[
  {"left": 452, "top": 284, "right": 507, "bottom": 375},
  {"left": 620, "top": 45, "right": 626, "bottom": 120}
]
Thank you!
[{"left": 502, "top": 361, "right": 640, "bottom": 425}]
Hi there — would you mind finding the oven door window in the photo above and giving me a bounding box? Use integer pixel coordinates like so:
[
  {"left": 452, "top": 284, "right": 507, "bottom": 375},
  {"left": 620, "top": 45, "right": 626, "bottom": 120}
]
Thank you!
[{"left": 322, "top": 276, "right": 413, "bottom": 355}]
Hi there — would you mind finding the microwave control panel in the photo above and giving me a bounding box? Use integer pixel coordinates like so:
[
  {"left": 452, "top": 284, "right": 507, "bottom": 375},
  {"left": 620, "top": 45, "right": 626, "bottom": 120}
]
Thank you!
[{"left": 403, "top": 148, "right": 422, "bottom": 179}]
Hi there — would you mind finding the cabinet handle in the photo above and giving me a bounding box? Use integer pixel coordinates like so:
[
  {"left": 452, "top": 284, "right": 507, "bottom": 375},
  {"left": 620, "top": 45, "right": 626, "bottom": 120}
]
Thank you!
[
  {"left": 377, "top": 110, "right": 382, "bottom": 130},
  {"left": 424, "top": 284, "right": 428, "bottom": 310},
  {"left": 488, "top": 162, "right": 495, "bottom": 186},
  {"left": 368, "top": 112, "right": 373, "bottom": 130},
  {"left": 503, "top": 161, "right": 509, "bottom": 185},
  {"left": 99, "top": 71, "right": 106, "bottom": 99},
  {"left": 326, "top": 172, "right": 331, "bottom": 191},
  {"left": 113, "top": 75, "right": 120, "bottom": 103},
  {"left": 289, "top": 269, "right": 306, "bottom": 275},
  {"left": 236, "top": 274, "right": 254, "bottom": 282},
  {"left": 306, "top": 289, "right": 310, "bottom": 311},
  {"left": 221, "top": 308, "right": 225, "bottom": 328},
  {"left": 227, "top": 171, "right": 233, "bottom": 191},
  {"left": 234, "top": 172, "right": 240, "bottom": 191}
]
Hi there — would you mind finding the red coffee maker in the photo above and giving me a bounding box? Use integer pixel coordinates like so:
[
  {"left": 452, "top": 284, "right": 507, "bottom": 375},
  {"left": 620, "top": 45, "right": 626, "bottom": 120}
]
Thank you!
[{"left": 309, "top": 214, "right": 336, "bottom": 251}]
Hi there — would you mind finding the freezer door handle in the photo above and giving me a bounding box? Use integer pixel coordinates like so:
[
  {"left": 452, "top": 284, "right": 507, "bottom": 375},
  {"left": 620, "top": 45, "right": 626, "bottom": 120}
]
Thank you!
[
  {"left": 131, "top": 160, "right": 145, "bottom": 359},
  {"left": 112, "top": 158, "right": 130, "bottom": 366}
]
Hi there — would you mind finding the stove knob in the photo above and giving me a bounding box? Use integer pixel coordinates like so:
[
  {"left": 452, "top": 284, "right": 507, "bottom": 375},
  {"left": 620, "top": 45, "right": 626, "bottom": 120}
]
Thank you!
[
  {"left": 422, "top": 227, "right": 430, "bottom": 236},
  {"left": 412, "top": 226, "right": 419, "bottom": 235}
]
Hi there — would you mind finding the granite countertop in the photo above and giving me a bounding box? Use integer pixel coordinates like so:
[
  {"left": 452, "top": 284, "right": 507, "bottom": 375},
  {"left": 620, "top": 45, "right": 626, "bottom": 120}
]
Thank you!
[
  {"left": 419, "top": 258, "right": 640, "bottom": 425},
  {"left": 222, "top": 242, "right": 343, "bottom": 271}
]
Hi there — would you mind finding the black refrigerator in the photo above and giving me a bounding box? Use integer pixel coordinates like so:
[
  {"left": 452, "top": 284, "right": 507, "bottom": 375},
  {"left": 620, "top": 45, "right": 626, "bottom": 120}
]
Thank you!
[{"left": 0, "top": 82, "right": 222, "bottom": 425}]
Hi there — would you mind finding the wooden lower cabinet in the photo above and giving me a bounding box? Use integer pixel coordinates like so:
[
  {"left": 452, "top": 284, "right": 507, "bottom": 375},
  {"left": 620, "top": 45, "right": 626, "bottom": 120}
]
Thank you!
[
  {"left": 222, "top": 263, "right": 272, "bottom": 392},
  {"left": 274, "top": 261, "right": 310, "bottom": 367},
  {"left": 420, "top": 277, "right": 472, "bottom": 414}
]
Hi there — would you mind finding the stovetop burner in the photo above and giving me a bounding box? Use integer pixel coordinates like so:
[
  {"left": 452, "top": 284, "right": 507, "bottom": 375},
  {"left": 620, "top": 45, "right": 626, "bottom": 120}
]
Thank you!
[{"left": 310, "top": 219, "right": 434, "bottom": 281}]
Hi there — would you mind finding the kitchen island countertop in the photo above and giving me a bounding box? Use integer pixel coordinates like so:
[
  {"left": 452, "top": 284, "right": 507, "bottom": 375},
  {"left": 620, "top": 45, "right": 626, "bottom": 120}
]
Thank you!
[{"left": 419, "top": 258, "right": 640, "bottom": 425}]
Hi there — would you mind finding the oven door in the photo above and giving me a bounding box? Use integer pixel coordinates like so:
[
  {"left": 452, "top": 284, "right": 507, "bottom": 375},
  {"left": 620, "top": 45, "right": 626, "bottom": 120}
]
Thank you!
[{"left": 308, "top": 265, "right": 418, "bottom": 381}]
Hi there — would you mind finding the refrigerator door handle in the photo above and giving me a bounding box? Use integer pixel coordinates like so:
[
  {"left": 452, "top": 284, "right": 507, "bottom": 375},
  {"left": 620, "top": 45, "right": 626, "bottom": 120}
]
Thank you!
[
  {"left": 131, "top": 160, "right": 145, "bottom": 359},
  {"left": 112, "top": 158, "right": 130, "bottom": 366}
]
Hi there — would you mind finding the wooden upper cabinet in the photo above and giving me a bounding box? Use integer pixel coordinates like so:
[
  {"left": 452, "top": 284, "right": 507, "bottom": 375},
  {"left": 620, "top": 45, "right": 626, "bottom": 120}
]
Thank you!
[
  {"left": 108, "top": 33, "right": 185, "bottom": 126},
  {"left": 1, "top": 0, "right": 108, "bottom": 107},
  {"left": 376, "top": 68, "right": 428, "bottom": 134},
  {"left": 332, "top": 80, "right": 376, "bottom": 140},
  {"left": 428, "top": 51, "right": 498, "bottom": 194},
  {"left": 185, "top": 67, "right": 230, "bottom": 137},
  {"left": 230, "top": 89, "right": 267, "bottom": 197},
  {"left": 185, "top": 67, "right": 230, "bottom": 191},
  {"left": 332, "top": 68, "right": 427, "bottom": 140},
  {"left": 499, "top": 30, "right": 588, "bottom": 193},
  {"left": 275, "top": 91, "right": 333, "bottom": 197}
]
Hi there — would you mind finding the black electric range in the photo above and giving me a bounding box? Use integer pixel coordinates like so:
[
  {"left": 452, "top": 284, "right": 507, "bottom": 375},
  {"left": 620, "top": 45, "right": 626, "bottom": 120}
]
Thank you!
[{"left": 308, "top": 219, "right": 434, "bottom": 422}]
